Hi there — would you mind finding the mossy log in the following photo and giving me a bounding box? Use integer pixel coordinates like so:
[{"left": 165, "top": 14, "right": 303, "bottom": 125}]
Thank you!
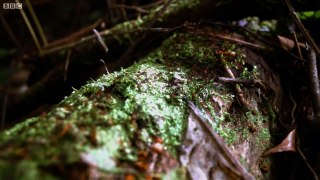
[
  {"left": 0, "top": 21, "right": 281, "bottom": 179},
  {"left": 4, "top": 0, "right": 287, "bottom": 125}
]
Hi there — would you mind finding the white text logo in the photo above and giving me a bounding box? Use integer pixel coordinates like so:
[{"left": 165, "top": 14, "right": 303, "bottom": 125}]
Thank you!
[{"left": 3, "top": 3, "right": 22, "bottom": 9}]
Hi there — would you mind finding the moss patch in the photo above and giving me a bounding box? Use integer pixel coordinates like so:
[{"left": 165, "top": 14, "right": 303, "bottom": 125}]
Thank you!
[{"left": 0, "top": 28, "right": 275, "bottom": 178}]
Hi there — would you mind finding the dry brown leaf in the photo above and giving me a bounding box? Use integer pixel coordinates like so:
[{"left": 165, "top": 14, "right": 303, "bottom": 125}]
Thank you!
[
  {"left": 277, "top": 35, "right": 295, "bottom": 51},
  {"left": 262, "top": 129, "right": 296, "bottom": 156},
  {"left": 277, "top": 35, "right": 306, "bottom": 52}
]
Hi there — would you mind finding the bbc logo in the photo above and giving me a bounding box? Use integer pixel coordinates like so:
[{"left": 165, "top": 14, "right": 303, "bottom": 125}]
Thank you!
[{"left": 3, "top": 3, "right": 22, "bottom": 9}]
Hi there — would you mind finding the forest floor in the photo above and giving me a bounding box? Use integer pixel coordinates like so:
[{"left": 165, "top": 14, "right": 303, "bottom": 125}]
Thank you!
[{"left": 0, "top": 0, "right": 319, "bottom": 179}]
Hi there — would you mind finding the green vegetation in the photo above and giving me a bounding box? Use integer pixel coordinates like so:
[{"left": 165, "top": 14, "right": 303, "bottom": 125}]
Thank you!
[
  {"left": 0, "top": 30, "right": 274, "bottom": 178},
  {"left": 297, "top": 11, "right": 320, "bottom": 20}
]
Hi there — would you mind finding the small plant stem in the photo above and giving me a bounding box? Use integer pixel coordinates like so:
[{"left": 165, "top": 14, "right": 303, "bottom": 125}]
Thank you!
[
  {"left": 93, "top": 29, "right": 109, "bottom": 55},
  {"left": 64, "top": 50, "right": 72, "bottom": 81},
  {"left": 25, "top": 0, "right": 48, "bottom": 46},
  {"left": 291, "top": 31, "right": 302, "bottom": 59},
  {"left": 297, "top": 146, "right": 319, "bottom": 180},
  {"left": 284, "top": 0, "right": 320, "bottom": 58},
  {"left": 15, "top": 0, "right": 43, "bottom": 56},
  {"left": 220, "top": 58, "right": 253, "bottom": 110}
]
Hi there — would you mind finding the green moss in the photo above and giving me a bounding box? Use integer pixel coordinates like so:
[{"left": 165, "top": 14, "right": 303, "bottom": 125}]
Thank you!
[
  {"left": 162, "top": 33, "right": 218, "bottom": 66},
  {"left": 163, "top": 167, "right": 188, "bottom": 180},
  {"left": 83, "top": 125, "right": 130, "bottom": 170},
  {"left": 0, "top": 160, "right": 56, "bottom": 180},
  {"left": 2, "top": 117, "right": 38, "bottom": 137},
  {"left": 0, "top": 26, "right": 275, "bottom": 178},
  {"left": 108, "top": 0, "right": 202, "bottom": 46},
  {"left": 246, "top": 110, "right": 271, "bottom": 147}
]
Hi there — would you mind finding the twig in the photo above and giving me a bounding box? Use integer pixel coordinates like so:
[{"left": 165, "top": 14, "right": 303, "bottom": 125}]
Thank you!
[
  {"left": 217, "top": 77, "right": 255, "bottom": 85},
  {"left": 93, "top": 29, "right": 110, "bottom": 74},
  {"left": 297, "top": 146, "right": 319, "bottom": 180},
  {"left": 289, "top": 89, "right": 297, "bottom": 126},
  {"left": 100, "top": 59, "right": 110, "bottom": 74},
  {"left": 215, "top": 34, "right": 266, "bottom": 50},
  {"left": 113, "top": 4, "right": 150, "bottom": 14},
  {"left": 284, "top": 0, "right": 320, "bottom": 58},
  {"left": 116, "top": 0, "right": 175, "bottom": 65},
  {"left": 291, "top": 31, "right": 302, "bottom": 59},
  {"left": 140, "top": 0, "right": 165, "bottom": 9},
  {"left": 187, "top": 101, "right": 255, "bottom": 180},
  {"left": 201, "top": 20, "right": 305, "bottom": 63},
  {"left": 64, "top": 50, "right": 72, "bottom": 81},
  {"left": 41, "top": 27, "right": 176, "bottom": 56},
  {"left": 220, "top": 58, "right": 254, "bottom": 110},
  {"left": 93, "top": 29, "right": 109, "bottom": 55},
  {"left": 201, "top": 20, "right": 274, "bottom": 48},
  {"left": 45, "top": 18, "right": 102, "bottom": 49},
  {"left": 307, "top": 47, "right": 320, "bottom": 118},
  {"left": 25, "top": 0, "right": 48, "bottom": 46},
  {"left": 285, "top": 0, "right": 320, "bottom": 120},
  {"left": 15, "top": 0, "right": 43, "bottom": 56},
  {"left": 42, "top": 33, "right": 96, "bottom": 55}
]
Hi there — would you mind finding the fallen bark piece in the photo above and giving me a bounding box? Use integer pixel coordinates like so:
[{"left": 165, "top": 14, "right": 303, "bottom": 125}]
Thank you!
[{"left": 180, "top": 101, "right": 255, "bottom": 180}]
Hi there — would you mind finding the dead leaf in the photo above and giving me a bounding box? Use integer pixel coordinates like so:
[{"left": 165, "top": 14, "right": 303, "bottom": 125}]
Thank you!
[
  {"left": 277, "top": 35, "right": 306, "bottom": 52},
  {"left": 277, "top": 35, "right": 295, "bottom": 51},
  {"left": 262, "top": 129, "right": 296, "bottom": 156}
]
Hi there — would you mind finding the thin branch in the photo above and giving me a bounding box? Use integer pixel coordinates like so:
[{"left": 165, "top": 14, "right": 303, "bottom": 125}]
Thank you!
[
  {"left": 93, "top": 29, "right": 109, "bottom": 55},
  {"left": 116, "top": 0, "right": 175, "bottom": 64},
  {"left": 201, "top": 20, "right": 306, "bottom": 62},
  {"left": 220, "top": 58, "right": 254, "bottom": 110},
  {"left": 284, "top": 0, "right": 320, "bottom": 58},
  {"left": 217, "top": 77, "right": 269, "bottom": 92},
  {"left": 201, "top": 20, "right": 274, "bottom": 48},
  {"left": 217, "top": 77, "right": 255, "bottom": 85},
  {"left": 64, "top": 50, "right": 72, "bottom": 81},
  {"left": 285, "top": 0, "right": 320, "bottom": 121},
  {"left": 297, "top": 146, "right": 319, "bottom": 180},
  {"left": 291, "top": 31, "right": 302, "bottom": 59},
  {"left": 307, "top": 47, "right": 320, "bottom": 118},
  {"left": 289, "top": 89, "right": 297, "bottom": 126},
  {"left": 140, "top": 0, "right": 165, "bottom": 9},
  {"left": 40, "top": 27, "right": 177, "bottom": 56},
  {"left": 25, "top": 0, "right": 48, "bottom": 46},
  {"left": 113, "top": 4, "right": 150, "bottom": 14},
  {"left": 215, "top": 34, "right": 266, "bottom": 50},
  {"left": 45, "top": 18, "right": 102, "bottom": 49},
  {"left": 187, "top": 101, "right": 255, "bottom": 180},
  {"left": 15, "top": 0, "right": 43, "bottom": 56},
  {"left": 100, "top": 59, "right": 110, "bottom": 74}
]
